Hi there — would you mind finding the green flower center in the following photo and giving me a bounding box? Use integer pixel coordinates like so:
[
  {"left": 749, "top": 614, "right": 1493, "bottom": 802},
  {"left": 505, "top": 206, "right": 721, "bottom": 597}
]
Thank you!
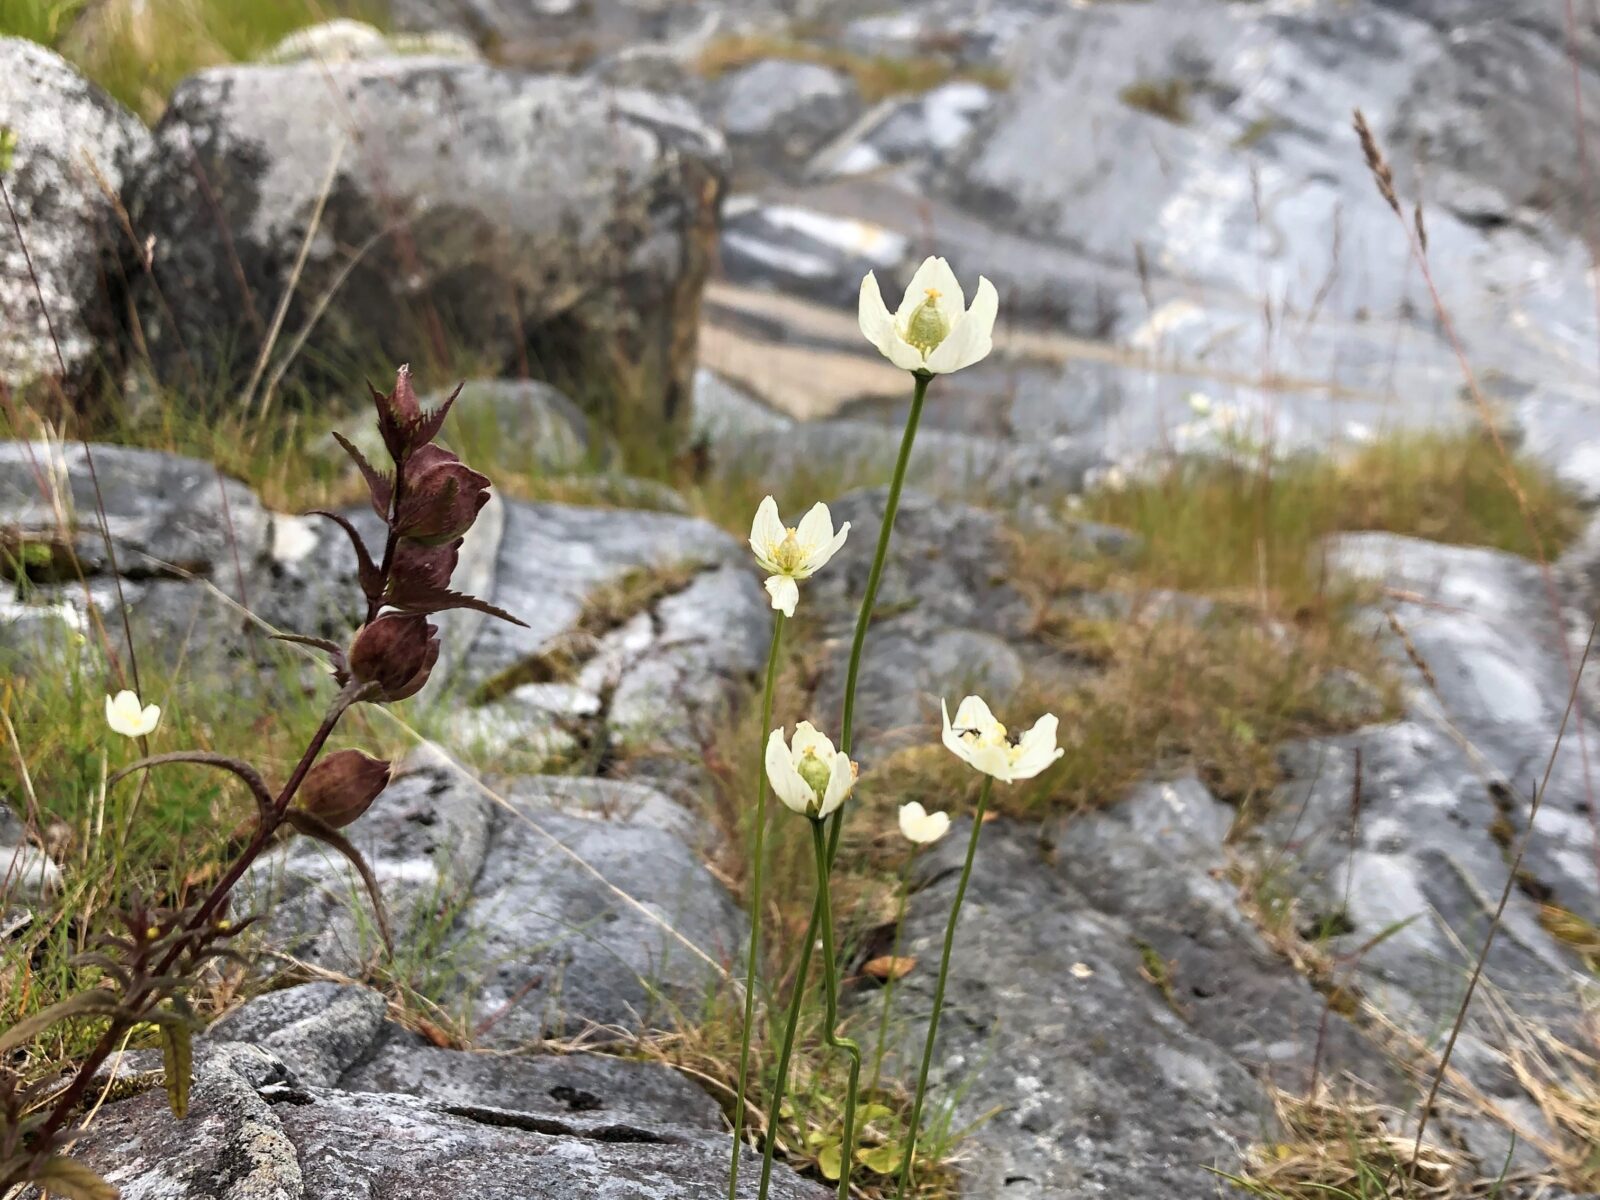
[
  {"left": 796, "top": 748, "right": 832, "bottom": 802},
  {"left": 904, "top": 288, "right": 951, "bottom": 355},
  {"left": 772, "top": 528, "right": 805, "bottom": 574}
]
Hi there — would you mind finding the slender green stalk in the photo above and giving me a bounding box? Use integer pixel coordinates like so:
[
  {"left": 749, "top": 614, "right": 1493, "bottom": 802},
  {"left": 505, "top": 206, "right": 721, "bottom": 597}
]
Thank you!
[
  {"left": 895, "top": 776, "right": 993, "bottom": 1199},
  {"left": 757, "top": 368, "right": 930, "bottom": 1200},
  {"left": 729, "top": 612, "right": 786, "bottom": 1199},
  {"left": 811, "top": 820, "right": 863, "bottom": 1199},
  {"left": 756, "top": 888, "right": 822, "bottom": 1200},
  {"left": 868, "top": 857, "right": 913, "bottom": 1098},
  {"left": 839, "top": 370, "right": 930, "bottom": 757}
]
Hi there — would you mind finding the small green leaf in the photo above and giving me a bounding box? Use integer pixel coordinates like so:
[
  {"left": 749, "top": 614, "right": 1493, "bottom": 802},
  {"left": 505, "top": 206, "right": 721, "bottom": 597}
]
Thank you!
[
  {"left": 857, "top": 1141, "right": 905, "bottom": 1174},
  {"left": 856, "top": 1103, "right": 895, "bottom": 1125},
  {"left": 33, "top": 1154, "right": 119, "bottom": 1200},
  {"left": 160, "top": 1018, "right": 193, "bottom": 1118},
  {"left": 817, "top": 1142, "right": 842, "bottom": 1181}
]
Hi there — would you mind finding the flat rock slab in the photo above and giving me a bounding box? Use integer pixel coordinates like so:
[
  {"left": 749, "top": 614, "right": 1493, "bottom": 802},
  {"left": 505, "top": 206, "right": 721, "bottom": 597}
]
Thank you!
[
  {"left": 248, "top": 753, "right": 745, "bottom": 1042},
  {"left": 56, "top": 983, "right": 826, "bottom": 1200},
  {"left": 887, "top": 778, "right": 1380, "bottom": 1199}
]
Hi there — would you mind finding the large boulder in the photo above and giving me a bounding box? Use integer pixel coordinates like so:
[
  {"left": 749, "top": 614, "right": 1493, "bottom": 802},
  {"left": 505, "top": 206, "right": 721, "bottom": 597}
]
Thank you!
[
  {"left": 128, "top": 59, "right": 726, "bottom": 439},
  {"left": 0, "top": 39, "right": 150, "bottom": 408}
]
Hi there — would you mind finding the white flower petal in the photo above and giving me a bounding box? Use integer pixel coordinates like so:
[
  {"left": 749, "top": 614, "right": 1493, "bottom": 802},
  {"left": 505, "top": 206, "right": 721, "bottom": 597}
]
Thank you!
[
  {"left": 925, "top": 276, "right": 998, "bottom": 374},
  {"left": 819, "top": 750, "right": 855, "bottom": 818},
  {"left": 750, "top": 496, "right": 785, "bottom": 565},
  {"left": 940, "top": 698, "right": 971, "bottom": 764},
  {"left": 899, "top": 801, "right": 951, "bottom": 844},
  {"left": 858, "top": 271, "right": 897, "bottom": 355},
  {"left": 765, "top": 729, "right": 815, "bottom": 816},
  {"left": 765, "top": 575, "right": 799, "bottom": 618},
  {"left": 790, "top": 720, "right": 836, "bottom": 762},
  {"left": 794, "top": 502, "right": 834, "bottom": 555},
  {"left": 900, "top": 256, "right": 959, "bottom": 321},
  {"left": 951, "top": 694, "right": 1001, "bottom": 739},
  {"left": 1009, "top": 713, "right": 1064, "bottom": 781},
  {"left": 803, "top": 521, "right": 850, "bottom": 576},
  {"left": 884, "top": 335, "right": 927, "bottom": 371}
]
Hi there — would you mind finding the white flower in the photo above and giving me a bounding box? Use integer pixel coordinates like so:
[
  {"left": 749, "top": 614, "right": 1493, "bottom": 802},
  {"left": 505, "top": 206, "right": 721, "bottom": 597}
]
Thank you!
[
  {"left": 858, "top": 256, "right": 998, "bottom": 375},
  {"left": 749, "top": 496, "right": 850, "bottom": 619},
  {"left": 765, "top": 721, "right": 856, "bottom": 820},
  {"left": 898, "top": 801, "right": 951, "bottom": 845},
  {"left": 105, "top": 690, "right": 161, "bottom": 738},
  {"left": 1187, "top": 391, "right": 1213, "bottom": 417},
  {"left": 940, "top": 695, "right": 1063, "bottom": 783}
]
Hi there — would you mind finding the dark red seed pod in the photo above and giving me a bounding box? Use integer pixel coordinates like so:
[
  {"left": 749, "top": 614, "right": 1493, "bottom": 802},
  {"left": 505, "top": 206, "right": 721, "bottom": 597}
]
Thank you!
[
  {"left": 348, "top": 613, "right": 440, "bottom": 700},
  {"left": 393, "top": 446, "right": 491, "bottom": 546},
  {"left": 391, "top": 537, "right": 462, "bottom": 594},
  {"left": 298, "top": 749, "right": 392, "bottom": 828}
]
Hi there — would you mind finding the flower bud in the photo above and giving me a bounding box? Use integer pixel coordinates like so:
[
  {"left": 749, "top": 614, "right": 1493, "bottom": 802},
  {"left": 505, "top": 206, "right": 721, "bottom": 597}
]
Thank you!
[
  {"left": 393, "top": 446, "right": 491, "bottom": 545},
  {"left": 298, "top": 750, "right": 392, "bottom": 828},
  {"left": 348, "top": 613, "right": 440, "bottom": 700}
]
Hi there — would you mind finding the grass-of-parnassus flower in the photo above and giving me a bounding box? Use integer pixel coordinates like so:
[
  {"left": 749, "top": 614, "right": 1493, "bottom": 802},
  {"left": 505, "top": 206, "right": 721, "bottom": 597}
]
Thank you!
[
  {"left": 756, "top": 256, "right": 1001, "bottom": 1200},
  {"left": 105, "top": 689, "right": 161, "bottom": 737},
  {"left": 749, "top": 496, "right": 850, "bottom": 618},
  {"left": 898, "top": 801, "right": 951, "bottom": 845},
  {"left": 941, "top": 694, "right": 1064, "bottom": 783},
  {"left": 858, "top": 255, "right": 998, "bottom": 376},
  {"left": 895, "top": 695, "right": 1062, "bottom": 1200},
  {"left": 763, "top": 720, "right": 864, "bottom": 1199},
  {"left": 765, "top": 722, "right": 857, "bottom": 820}
]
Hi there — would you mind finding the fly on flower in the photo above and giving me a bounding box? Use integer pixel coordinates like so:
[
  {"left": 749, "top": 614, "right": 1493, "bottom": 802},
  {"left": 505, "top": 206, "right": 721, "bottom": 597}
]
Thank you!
[
  {"left": 749, "top": 496, "right": 850, "bottom": 618},
  {"left": 940, "top": 694, "right": 1062, "bottom": 783},
  {"left": 858, "top": 256, "right": 998, "bottom": 375},
  {"left": 105, "top": 690, "right": 161, "bottom": 738}
]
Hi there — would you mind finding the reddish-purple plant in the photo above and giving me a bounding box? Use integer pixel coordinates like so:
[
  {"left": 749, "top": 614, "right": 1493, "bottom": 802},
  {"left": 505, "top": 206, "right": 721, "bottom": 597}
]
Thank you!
[{"left": 0, "top": 366, "right": 524, "bottom": 1198}]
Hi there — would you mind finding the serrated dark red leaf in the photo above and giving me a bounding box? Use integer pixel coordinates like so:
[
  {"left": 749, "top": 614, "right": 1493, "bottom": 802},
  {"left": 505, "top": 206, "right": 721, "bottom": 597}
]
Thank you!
[{"left": 331, "top": 431, "right": 393, "bottom": 520}]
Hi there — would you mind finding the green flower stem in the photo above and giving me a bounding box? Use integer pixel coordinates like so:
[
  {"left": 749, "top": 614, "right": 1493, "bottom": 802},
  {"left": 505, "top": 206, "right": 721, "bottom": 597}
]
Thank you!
[
  {"left": 839, "top": 369, "right": 930, "bottom": 758},
  {"left": 812, "top": 819, "right": 863, "bottom": 1200},
  {"left": 868, "top": 857, "right": 913, "bottom": 1098},
  {"left": 757, "top": 367, "right": 930, "bottom": 1200},
  {"left": 729, "top": 611, "right": 786, "bottom": 1200},
  {"left": 756, "top": 887, "right": 822, "bottom": 1200},
  {"left": 895, "top": 775, "right": 993, "bottom": 1200}
]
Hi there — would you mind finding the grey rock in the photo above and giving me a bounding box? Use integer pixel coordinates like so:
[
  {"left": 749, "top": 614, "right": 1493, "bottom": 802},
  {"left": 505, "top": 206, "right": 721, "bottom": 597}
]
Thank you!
[
  {"left": 244, "top": 747, "right": 497, "bottom": 976},
  {"left": 0, "top": 801, "right": 61, "bottom": 902},
  {"left": 692, "top": 366, "right": 794, "bottom": 446},
  {"left": 717, "top": 59, "right": 861, "bottom": 178},
  {"left": 342, "top": 1040, "right": 726, "bottom": 1136},
  {"left": 130, "top": 61, "right": 725, "bottom": 439},
  {"left": 589, "top": 44, "right": 701, "bottom": 96},
  {"left": 1241, "top": 532, "right": 1600, "bottom": 1172},
  {"left": 249, "top": 751, "right": 747, "bottom": 1040},
  {"left": 458, "top": 773, "right": 746, "bottom": 1043},
  {"left": 262, "top": 19, "right": 482, "bottom": 64},
  {"left": 0, "top": 442, "right": 270, "bottom": 576},
  {"left": 714, "top": 419, "right": 1100, "bottom": 507},
  {"left": 210, "top": 981, "right": 388, "bottom": 1086},
  {"left": 60, "top": 982, "right": 827, "bottom": 1199},
  {"left": 0, "top": 39, "right": 150, "bottom": 402},
  {"left": 719, "top": 196, "right": 909, "bottom": 307},
  {"left": 320, "top": 378, "right": 613, "bottom": 476},
  {"left": 800, "top": 486, "right": 1036, "bottom": 761},
  {"left": 812, "top": 81, "right": 994, "bottom": 179},
  {"left": 887, "top": 778, "right": 1377, "bottom": 1198}
]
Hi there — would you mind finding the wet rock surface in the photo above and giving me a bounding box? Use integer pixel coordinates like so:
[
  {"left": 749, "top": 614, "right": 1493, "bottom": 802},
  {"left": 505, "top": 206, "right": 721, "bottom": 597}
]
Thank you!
[{"left": 53, "top": 983, "right": 827, "bottom": 1200}]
